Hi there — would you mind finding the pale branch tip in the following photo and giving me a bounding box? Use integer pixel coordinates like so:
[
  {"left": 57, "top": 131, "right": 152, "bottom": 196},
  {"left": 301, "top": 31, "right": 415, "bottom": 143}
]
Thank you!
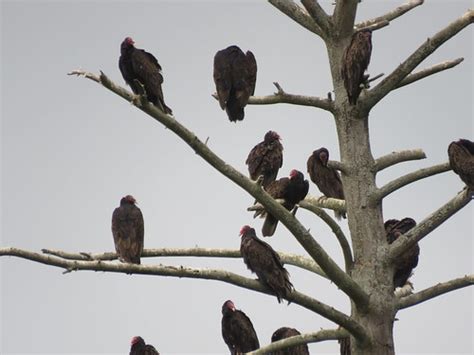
[
  {"left": 373, "top": 162, "right": 451, "bottom": 201},
  {"left": 248, "top": 91, "right": 335, "bottom": 112},
  {"left": 374, "top": 149, "right": 426, "bottom": 172},
  {"left": 359, "top": 19, "right": 389, "bottom": 32},
  {"left": 365, "top": 9, "right": 474, "bottom": 108},
  {"left": 248, "top": 328, "right": 349, "bottom": 355},
  {"left": 355, "top": 0, "right": 424, "bottom": 30},
  {"left": 68, "top": 68, "right": 369, "bottom": 311},
  {"left": 389, "top": 188, "right": 472, "bottom": 261},
  {"left": 395, "top": 57, "right": 465, "bottom": 90},
  {"left": 302, "top": 194, "right": 346, "bottom": 214},
  {"left": 397, "top": 274, "right": 474, "bottom": 310}
]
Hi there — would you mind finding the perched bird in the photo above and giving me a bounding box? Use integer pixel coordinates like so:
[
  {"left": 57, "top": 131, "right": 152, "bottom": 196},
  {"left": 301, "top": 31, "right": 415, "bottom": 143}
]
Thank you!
[
  {"left": 240, "top": 225, "right": 293, "bottom": 303},
  {"left": 307, "top": 148, "right": 346, "bottom": 220},
  {"left": 129, "top": 336, "right": 159, "bottom": 355},
  {"left": 119, "top": 37, "right": 172, "bottom": 114},
  {"left": 112, "top": 195, "right": 144, "bottom": 264},
  {"left": 341, "top": 29, "right": 372, "bottom": 105},
  {"left": 339, "top": 336, "right": 351, "bottom": 355},
  {"left": 270, "top": 327, "right": 309, "bottom": 355},
  {"left": 213, "top": 45, "right": 257, "bottom": 122},
  {"left": 260, "top": 170, "right": 309, "bottom": 237},
  {"left": 221, "top": 300, "right": 260, "bottom": 354},
  {"left": 246, "top": 130, "right": 284, "bottom": 189},
  {"left": 448, "top": 139, "right": 474, "bottom": 189},
  {"left": 384, "top": 217, "right": 419, "bottom": 289}
]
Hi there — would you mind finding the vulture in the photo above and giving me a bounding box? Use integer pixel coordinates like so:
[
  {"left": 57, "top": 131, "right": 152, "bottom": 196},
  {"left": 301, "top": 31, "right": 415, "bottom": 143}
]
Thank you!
[
  {"left": 111, "top": 195, "right": 144, "bottom": 264},
  {"left": 448, "top": 139, "right": 474, "bottom": 189},
  {"left": 129, "top": 336, "right": 159, "bottom": 355},
  {"left": 119, "top": 37, "right": 172, "bottom": 114},
  {"left": 213, "top": 45, "right": 257, "bottom": 122},
  {"left": 240, "top": 225, "right": 293, "bottom": 303},
  {"left": 339, "top": 336, "right": 351, "bottom": 355},
  {"left": 246, "top": 130, "right": 284, "bottom": 189},
  {"left": 307, "top": 147, "right": 346, "bottom": 220},
  {"left": 221, "top": 300, "right": 260, "bottom": 354},
  {"left": 270, "top": 327, "right": 309, "bottom": 355},
  {"left": 341, "top": 29, "right": 372, "bottom": 105},
  {"left": 260, "top": 169, "right": 309, "bottom": 237},
  {"left": 384, "top": 217, "right": 419, "bottom": 289}
]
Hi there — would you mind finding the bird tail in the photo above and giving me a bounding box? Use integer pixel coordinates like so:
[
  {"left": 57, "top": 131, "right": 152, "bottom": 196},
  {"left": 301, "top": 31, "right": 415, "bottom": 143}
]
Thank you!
[
  {"left": 262, "top": 214, "right": 278, "bottom": 237},
  {"left": 225, "top": 95, "right": 245, "bottom": 122}
]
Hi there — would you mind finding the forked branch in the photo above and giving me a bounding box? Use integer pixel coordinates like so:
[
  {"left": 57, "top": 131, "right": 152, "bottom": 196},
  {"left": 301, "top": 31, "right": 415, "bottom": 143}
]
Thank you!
[
  {"left": 355, "top": 0, "right": 424, "bottom": 30},
  {"left": 389, "top": 188, "right": 471, "bottom": 260},
  {"left": 249, "top": 328, "right": 349, "bottom": 355},
  {"left": 301, "top": 0, "right": 332, "bottom": 35},
  {"left": 374, "top": 149, "right": 426, "bottom": 172},
  {"left": 398, "top": 274, "right": 474, "bottom": 310},
  {"left": 68, "top": 70, "right": 370, "bottom": 309},
  {"left": 366, "top": 9, "right": 474, "bottom": 108},
  {"left": 333, "top": 0, "right": 358, "bottom": 38}
]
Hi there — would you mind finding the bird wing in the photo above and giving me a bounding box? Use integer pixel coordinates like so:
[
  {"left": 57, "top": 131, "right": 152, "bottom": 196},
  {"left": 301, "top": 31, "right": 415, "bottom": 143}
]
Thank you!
[{"left": 213, "top": 49, "right": 233, "bottom": 110}]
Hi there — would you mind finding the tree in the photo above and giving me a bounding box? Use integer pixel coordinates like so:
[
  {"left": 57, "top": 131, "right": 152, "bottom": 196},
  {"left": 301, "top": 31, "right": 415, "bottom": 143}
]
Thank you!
[{"left": 1, "top": 1, "right": 472, "bottom": 354}]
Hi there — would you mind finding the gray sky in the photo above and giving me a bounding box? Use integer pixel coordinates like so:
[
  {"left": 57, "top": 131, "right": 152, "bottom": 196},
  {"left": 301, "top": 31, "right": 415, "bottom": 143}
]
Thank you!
[{"left": 1, "top": 0, "right": 472, "bottom": 354}]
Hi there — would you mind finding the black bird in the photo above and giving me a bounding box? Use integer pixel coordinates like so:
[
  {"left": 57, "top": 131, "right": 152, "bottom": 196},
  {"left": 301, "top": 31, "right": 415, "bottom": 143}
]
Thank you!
[
  {"left": 448, "top": 139, "right": 474, "bottom": 189},
  {"left": 129, "top": 336, "right": 159, "bottom": 355},
  {"left": 270, "top": 327, "right": 309, "bottom": 355}
]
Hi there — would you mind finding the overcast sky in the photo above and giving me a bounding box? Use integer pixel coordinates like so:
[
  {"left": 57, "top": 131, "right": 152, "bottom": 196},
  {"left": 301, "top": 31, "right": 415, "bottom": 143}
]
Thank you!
[{"left": 1, "top": 0, "right": 472, "bottom": 354}]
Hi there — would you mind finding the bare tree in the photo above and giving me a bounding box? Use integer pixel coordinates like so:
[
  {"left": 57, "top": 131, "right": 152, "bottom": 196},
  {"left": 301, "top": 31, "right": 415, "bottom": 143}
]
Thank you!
[{"left": 1, "top": 1, "right": 472, "bottom": 354}]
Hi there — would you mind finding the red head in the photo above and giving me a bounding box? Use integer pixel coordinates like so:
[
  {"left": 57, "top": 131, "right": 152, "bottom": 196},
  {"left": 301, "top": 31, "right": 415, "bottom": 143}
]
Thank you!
[
  {"left": 264, "top": 130, "right": 281, "bottom": 143},
  {"left": 222, "top": 300, "right": 236, "bottom": 313},
  {"left": 120, "top": 195, "right": 137, "bottom": 205},
  {"left": 131, "top": 336, "right": 144, "bottom": 346},
  {"left": 239, "top": 225, "right": 252, "bottom": 236},
  {"left": 121, "top": 37, "right": 135, "bottom": 53},
  {"left": 289, "top": 169, "right": 299, "bottom": 178},
  {"left": 124, "top": 37, "right": 135, "bottom": 45}
]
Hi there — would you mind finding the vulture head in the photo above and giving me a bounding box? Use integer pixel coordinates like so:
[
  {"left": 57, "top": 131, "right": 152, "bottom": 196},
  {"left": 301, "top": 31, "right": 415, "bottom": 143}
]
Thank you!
[
  {"left": 131, "top": 336, "right": 145, "bottom": 346},
  {"left": 121, "top": 37, "right": 135, "bottom": 53},
  {"left": 222, "top": 300, "right": 236, "bottom": 315},
  {"left": 239, "top": 225, "right": 253, "bottom": 237},
  {"left": 316, "top": 148, "right": 330, "bottom": 166},
  {"left": 264, "top": 130, "right": 281, "bottom": 143},
  {"left": 120, "top": 195, "right": 137, "bottom": 206},
  {"left": 356, "top": 28, "right": 372, "bottom": 41}
]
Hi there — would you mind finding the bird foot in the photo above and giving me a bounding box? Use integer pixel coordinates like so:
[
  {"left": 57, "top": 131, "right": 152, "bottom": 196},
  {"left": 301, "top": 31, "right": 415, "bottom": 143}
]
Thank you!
[{"left": 130, "top": 94, "right": 142, "bottom": 106}]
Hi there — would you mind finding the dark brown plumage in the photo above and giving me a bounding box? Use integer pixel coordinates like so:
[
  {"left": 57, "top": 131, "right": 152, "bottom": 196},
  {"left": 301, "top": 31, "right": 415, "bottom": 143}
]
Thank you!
[
  {"left": 129, "top": 336, "right": 159, "bottom": 355},
  {"left": 260, "top": 170, "right": 309, "bottom": 237},
  {"left": 111, "top": 195, "right": 144, "bottom": 264},
  {"left": 341, "top": 29, "right": 372, "bottom": 105},
  {"left": 240, "top": 225, "right": 293, "bottom": 303},
  {"left": 307, "top": 148, "right": 346, "bottom": 220},
  {"left": 270, "top": 327, "right": 309, "bottom": 355},
  {"left": 448, "top": 139, "right": 474, "bottom": 189},
  {"left": 213, "top": 45, "right": 257, "bottom": 122},
  {"left": 385, "top": 217, "right": 419, "bottom": 289},
  {"left": 119, "top": 37, "right": 172, "bottom": 114},
  {"left": 339, "top": 336, "right": 351, "bottom": 355},
  {"left": 246, "top": 131, "right": 283, "bottom": 189},
  {"left": 221, "top": 300, "right": 260, "bottom": 354}
]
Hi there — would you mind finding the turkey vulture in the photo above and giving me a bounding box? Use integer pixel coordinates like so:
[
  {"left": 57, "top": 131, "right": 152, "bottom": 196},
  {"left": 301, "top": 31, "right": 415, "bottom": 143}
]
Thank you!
[
  {"left": 260, "top": 169, "right": 309, "bottom": 237},
  {"left": 385, "top": 217, "right": 419, "bottom": 289},
  {"left": 129, "top": 336, "right": 159, "bottom": 355},
  {"left": 246, "top": 130, "right": 283, "bottom": 189},
  {"left": 221, "top": 300, "right": 260, "bottom": 354},
  {"left": 307, "top": 148, "right": 346, "bottom": 220},
  {"left": 240, "top": 225, "right": 293, "bottom": 303},
  {"left": 213, "top": 45, "right": 257, "bottom": 122},
  {"left": 448, "top": 139, "right": 474, "bottom": 189},
  {"left": 270, "top": 327, "right": 309, "bottom": 355},
  {"left": 341, "top": 29, "right": 372, "bottom": 105},
  {"left": 111, "top": 195, "right": 144, "bottom": 264},
  {"left": 119, "top": 37, "right": 172, "bottom": 114}
]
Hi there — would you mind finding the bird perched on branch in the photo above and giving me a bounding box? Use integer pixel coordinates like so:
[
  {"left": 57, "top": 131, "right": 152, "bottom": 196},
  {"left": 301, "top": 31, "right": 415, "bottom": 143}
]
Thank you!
[
  {"left": 270, "top": 327, "right": 309, "bottom": 355},
  {"left": 246, "top": 130, "right": 283, "bottom": 189},
  {"left": 258, "top": 170, "right": 309, "bottom": 237},
  {"left": 129, "top": 336, "right": 159, "bottom": 355},
  {"left": 240, "top": 225, "right": 293, "bottom": 303},
  {"left": 448, "top": 139, "right": 474, "bottom": 190},
  {"left": 213, "top": 45, "right": 257, "bottom": 122},
  {"left": 384, "top": 217, "right": 419, "bottom": 289},
  {"left": 112, "top": 195, "right": 144, "bottom": 264},
  {"left": 341, "top": 29, "right": 372, "bottom": 105},
  {"left": 119, "top": 37, "right": 172, "bottom": 114},
  {"left": 307, "top": 147, "right": 346, "bottom": 220},
  {"left": 221, "top": 300, "right": 260, "bottom": 354}
]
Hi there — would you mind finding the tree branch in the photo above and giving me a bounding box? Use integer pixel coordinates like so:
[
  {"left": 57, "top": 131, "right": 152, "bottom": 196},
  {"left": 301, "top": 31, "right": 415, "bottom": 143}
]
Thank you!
[
  {"left": 249, "top": 328, "right": 349, "bottom": 355},
  {"left": 41, "top": 247, "right": 326, "bottom": 277},
  {"left": 247, "top": 82, "right": 334, "bottom": 112},
  {"left": 374, "top": 149, "right": 426, "bottom": 172},
  {"left": 365, "top": 9, "right": 474, "bottom": 108},
  {"left": 395, "top": 58, "right": 464, "bottom": 90},
  {"left": 302, "top": 194, "right": 347, "bottom": 214},
  {"left": 298, "top": 201, "right": 353, "bottom": 271},
  {"left": 333, "top": 0, "right": 359, "bottom": 38},
  {"left": 355, "top": 0, "right": 424, "bottom": 30},
  {"left": 69, "top": 70, "right": 370, "bottom": 310},
  {"left": 398, "top": 275, "right": 474, "bottom": 310},
  {"left": 300, "top": 0, "right": 332, "bottom": 36},
  {"left": 389, "top": 188, "right": 472, "bottom": 261},
  {"left": 268, "top": 0, "right": 324, "bottom": 37},
  {"left": 0, "top": 247, "right": 368, "bottom": 342},
  {"left": 373, "top": 162, "right": 451, "bottom": 201}
]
